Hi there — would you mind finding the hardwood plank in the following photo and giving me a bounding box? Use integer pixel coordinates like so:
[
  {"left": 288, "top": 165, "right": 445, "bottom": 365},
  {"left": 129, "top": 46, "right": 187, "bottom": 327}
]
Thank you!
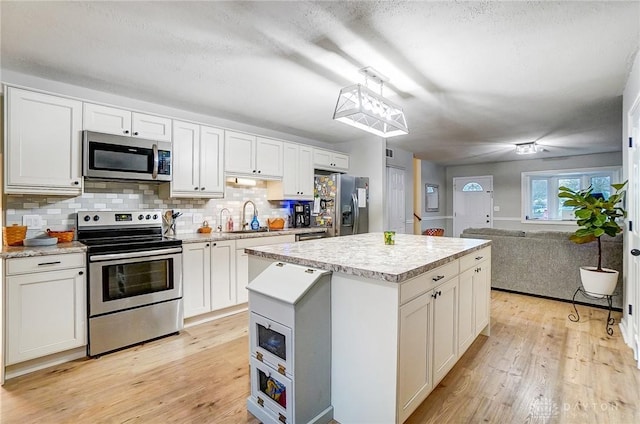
[{"left": 1, "top": 291, "right": 638, "bottom": 423}]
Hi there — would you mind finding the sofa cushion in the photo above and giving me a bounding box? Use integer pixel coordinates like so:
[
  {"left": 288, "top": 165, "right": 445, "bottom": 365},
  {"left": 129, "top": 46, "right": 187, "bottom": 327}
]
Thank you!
[{"left": 462, "top": 228, "right": 525, "bottom": 237}]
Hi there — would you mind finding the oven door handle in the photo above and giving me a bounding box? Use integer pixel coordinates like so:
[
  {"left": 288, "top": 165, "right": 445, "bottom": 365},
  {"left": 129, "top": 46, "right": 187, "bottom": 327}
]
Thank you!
[{"left": 89, "top": 247, "right": 183, "bottom": 262}]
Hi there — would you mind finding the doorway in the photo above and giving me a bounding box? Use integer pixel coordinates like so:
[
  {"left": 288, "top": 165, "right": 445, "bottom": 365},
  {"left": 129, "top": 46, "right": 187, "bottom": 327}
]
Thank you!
[
  {"left": 386, "top": 166, "right": 406, "bottom": 234},
  {"left": 626, "top": 99, "right": 640, "bottom": 366},
  {"left": 453, "top": 176, "right": 493, "bottom": 237}
]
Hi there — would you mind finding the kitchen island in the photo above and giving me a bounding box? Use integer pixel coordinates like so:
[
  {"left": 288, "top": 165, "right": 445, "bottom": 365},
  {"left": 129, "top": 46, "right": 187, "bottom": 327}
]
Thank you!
[{"left": 245, "top": 233, "right": 492, "bottom": 423}]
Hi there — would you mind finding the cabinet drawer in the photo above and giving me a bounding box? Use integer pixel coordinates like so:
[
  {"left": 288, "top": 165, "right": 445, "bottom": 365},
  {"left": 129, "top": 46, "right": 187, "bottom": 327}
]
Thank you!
[
  {"left": 459, "top": 247, "right": 491, "bottom": 272},
  {"left": 400, "top": 260, "right": 458, "bottom": 305},
  {"left": 6, "top": 253, "right": 86, "bottom": 276}
]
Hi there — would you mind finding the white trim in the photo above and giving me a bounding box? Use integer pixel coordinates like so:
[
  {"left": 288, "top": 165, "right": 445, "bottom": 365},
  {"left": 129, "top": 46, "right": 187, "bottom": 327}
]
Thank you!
[
  {"left": 493, "top": 217, "right": 521, "bottom": 221},
  {"left": 420, "top": 216, "right": 449, "bottom": 221}
]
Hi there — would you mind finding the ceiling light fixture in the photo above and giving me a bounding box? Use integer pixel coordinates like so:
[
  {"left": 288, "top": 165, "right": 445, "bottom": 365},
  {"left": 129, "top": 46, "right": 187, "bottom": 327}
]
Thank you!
[
  {"left": 333, "top": 67, "right": 408, "bottom": 138},
  {"left": 515, "top": 142, "right": 538, "bottom": 155}
]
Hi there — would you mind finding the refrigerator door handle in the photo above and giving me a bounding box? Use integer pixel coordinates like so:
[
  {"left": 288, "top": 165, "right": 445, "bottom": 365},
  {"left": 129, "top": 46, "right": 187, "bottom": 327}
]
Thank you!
[{"left": 352, "top": 193, "right": 359, "bottom": 234}]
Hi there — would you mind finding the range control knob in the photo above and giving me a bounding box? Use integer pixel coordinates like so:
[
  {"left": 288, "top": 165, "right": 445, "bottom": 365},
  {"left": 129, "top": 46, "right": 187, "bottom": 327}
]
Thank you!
[
  {"left": 93, "top": 215, "right": 100, "bottom": 222},
  {"left": 153, "top": 214, "right": 158, "bottom": 220},
  {"left": 138, "top": 214, "right": 144, "bottom": 221},
  {"left": 83, "top": 215, "right": 91, "bottom": 222},
  {"left": 146, "top": 214, "right": 151, "bottom": 220}
]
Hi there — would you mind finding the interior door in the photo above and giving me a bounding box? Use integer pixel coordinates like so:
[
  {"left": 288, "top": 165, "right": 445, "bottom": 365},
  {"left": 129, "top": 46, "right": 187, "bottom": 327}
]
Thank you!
[
  {"left": 453, "top": 176, "right": 493, "bottom": 237},
  {"left": 386, "top": 166, "right": 406, "bottom": 234},
  {"left": 628, "top": 102, "right": 640, "bottom": 367}
]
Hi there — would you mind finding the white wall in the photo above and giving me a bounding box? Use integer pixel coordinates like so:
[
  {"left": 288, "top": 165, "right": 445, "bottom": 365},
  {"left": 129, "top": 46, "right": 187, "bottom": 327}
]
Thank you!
[
  {"left": 420, "top": 160, "right": 448, "bottom": 234},
  {"left": 445, "top": 151, "right": 623, "bottom": 232},
  {"left": 342, "top": 137, "right": 386, "bottom": 232}
]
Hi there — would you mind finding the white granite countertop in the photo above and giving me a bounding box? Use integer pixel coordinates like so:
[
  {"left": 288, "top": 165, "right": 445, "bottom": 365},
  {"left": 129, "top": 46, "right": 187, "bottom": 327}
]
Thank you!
[
  {"left": 245, "top": 233, "right": 491, "bottom": 283},
  {"left": 1, "top": 241, "right": 87, "bottom": 259},
  {"left": 173, "top": 227, "right": 327, "bottom": 244}
]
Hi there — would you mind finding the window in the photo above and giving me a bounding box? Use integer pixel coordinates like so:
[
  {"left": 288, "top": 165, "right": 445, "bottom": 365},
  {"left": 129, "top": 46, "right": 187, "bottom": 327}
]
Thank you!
[
  {"left": 521, "top": 167, "right": 621, "bottom": 222},
  {"left": 462, "top": 182, "right": 483, "bottom": 192}
]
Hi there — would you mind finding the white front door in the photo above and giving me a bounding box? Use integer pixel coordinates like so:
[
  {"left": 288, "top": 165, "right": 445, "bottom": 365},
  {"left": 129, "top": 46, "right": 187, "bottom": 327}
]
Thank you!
[
  {"left": 627, "top": 101, "right": 640, "bottom": 367},
  {"left": 453, "top": 176, "right": 493, "bottom": 237},
  {"left": 386, "top": 166, "right": 406, "bottom": 234}
]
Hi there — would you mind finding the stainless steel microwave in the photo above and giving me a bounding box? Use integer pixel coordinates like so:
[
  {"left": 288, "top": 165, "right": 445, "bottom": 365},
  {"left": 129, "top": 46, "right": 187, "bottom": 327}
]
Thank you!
[{"left": 83, "top": 131, "right": 171, "bottom": 182}]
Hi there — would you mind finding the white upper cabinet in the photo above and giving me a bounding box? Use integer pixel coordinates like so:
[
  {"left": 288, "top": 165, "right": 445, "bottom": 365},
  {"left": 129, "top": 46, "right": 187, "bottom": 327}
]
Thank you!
[
  {"left": 312, "top": 147, "right": 349, "bottom": 172},
  {"left": 267, "top": 142, "right": 314, "bottom": 201},
  {"left": 83, "top": 103, "right": 172, "bottom": 142},
  {"left": 225, "top": 131, "right": 283, "bottom": 178},
  {"left": 5, "top": 86, "right": 83, "bottom": 195},
  {"left": 161, "top": 121, "right": 224, "bottom": 198}
]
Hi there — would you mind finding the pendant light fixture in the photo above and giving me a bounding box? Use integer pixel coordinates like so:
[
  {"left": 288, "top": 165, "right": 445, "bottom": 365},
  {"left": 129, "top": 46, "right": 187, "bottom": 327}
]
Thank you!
[{"left": 333, "top": 67, "right": 408, "bottom": 138}]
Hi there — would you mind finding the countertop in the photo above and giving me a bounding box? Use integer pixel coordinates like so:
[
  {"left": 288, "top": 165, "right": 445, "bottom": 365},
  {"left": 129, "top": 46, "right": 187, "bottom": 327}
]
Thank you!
[
  {"left": 0, "top": 228, "right": 327, "bottom": 259},
  {"left": 244, "top": 232, "right": 491, "bottom": 283},
  {"left": 1, "top": 241, "right": 87, "bottom": 259},
  {"left": 173, "top": 227, "right": 326, "bottom": 244}
]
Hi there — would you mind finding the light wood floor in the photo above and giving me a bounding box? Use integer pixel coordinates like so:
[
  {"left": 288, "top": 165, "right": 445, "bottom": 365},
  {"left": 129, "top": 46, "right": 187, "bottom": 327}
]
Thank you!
[{"left": 1, "top": 291, "right": 638, "bottom": 423}]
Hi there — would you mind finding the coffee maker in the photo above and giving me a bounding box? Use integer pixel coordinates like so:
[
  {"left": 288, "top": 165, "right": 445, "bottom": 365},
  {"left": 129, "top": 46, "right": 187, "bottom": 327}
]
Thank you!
[{"left": 292, "top": 203, "right": 311, "bottom": 227}]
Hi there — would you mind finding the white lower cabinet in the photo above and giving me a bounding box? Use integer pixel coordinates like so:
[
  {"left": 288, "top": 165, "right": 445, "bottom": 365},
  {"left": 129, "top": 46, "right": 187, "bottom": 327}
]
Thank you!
[
  {"left": 211, "top": 240, "right": 237, "bottom": 310},
  {"left": 5, "top": 254, "right": 86, "bottom": 365},
  {"left": 182, "top": 240, "right": 237, "bottom": 318},
  {"left": 182, "top": 242, "right": 212, "bottom": 318},
  {"left": 432, "top": 277, "right": 459, "bottom": 385},
  {"left": 458, "top": 247, "right": 491, "bottom": 354},
  {"left": 398, "top": 292, "right": 433, "bottom": 423}
]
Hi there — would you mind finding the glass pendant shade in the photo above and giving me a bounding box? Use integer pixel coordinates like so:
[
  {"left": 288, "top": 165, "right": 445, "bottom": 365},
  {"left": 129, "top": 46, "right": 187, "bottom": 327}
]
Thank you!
[{"left": 333, "top": 83, "right": 408, "bottom": 138}]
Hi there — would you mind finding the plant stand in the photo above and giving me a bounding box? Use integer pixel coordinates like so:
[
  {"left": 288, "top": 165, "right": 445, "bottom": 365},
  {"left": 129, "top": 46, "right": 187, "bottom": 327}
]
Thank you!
[{"left": 568, "top": 287, "right": 616, "bottom": 336}]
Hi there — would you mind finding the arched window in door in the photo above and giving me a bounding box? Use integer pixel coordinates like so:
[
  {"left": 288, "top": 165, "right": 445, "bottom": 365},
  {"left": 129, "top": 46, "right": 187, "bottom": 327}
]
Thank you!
[{"left": 462, "top": 182, "right": 484, "bottom": 192}]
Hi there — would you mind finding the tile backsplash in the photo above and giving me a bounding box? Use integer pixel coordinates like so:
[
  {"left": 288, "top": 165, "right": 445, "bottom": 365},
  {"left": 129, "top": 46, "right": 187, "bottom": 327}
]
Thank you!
[{"left": 5, "top": 180, "right": 291, "bottom": 238}]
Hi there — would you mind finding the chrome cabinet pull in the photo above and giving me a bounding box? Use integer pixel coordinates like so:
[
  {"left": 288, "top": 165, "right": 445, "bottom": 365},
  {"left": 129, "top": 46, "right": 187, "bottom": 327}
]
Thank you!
[
  {"left": 38, "top": 261, "right": 61, "bottom": 266},
  {"left": 432, "top": 275, "right": 444, "bottom": 282}
]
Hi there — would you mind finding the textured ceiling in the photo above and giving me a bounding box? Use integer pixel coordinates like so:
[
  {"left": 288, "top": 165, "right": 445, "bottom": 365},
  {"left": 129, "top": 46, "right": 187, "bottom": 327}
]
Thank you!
[{"left": 1, "top": 1, "right": 638, "bottom": 165}]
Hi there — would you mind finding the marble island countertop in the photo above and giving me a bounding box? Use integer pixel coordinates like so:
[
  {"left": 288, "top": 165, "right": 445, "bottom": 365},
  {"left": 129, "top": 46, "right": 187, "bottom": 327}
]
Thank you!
[{"left": 245, "top": 232, "right": 491, "bottom": 283}]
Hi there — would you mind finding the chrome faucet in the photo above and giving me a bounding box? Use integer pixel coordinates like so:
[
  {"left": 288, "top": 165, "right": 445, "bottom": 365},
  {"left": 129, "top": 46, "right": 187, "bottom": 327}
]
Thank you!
[
  {"left": 218, "top": 208, "right": 231, "bottom": 232},
  {"left": 241, "top": 200, "right": 258, "bottom": 230}
]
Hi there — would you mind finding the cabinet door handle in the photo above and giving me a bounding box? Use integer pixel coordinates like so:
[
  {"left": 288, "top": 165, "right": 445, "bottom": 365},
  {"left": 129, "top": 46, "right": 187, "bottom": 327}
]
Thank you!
[
  {"left": 123, "top": 130, "right": 130, "bottom": 134},
  {"left": 475, "top": 256, "right": 483, "bottom": 260},
  {"left": 79, "top": 271, "right": 84, "bottom": 275},
  {"left": 133, "top": 132, "right": 139, "bottom": 136},
  {"left": 38, "top": 261, "right": 61, "bottom": 266},
  {"left": 73, "top": 181, "right": 80, "bottom": 185},
  {"left": 206, "top": 243, "right": 210, "bottom": 247},
  {"left": 258, "top": 170, "right": 261, "bottom": 173},
  {"left": 432, "top": 275, "right": 444, "bottom": 282},
  {"left": 201, "top": 187, "right": 205, "bottom": 190},
  {"left": 212, "top": 243, "right": 217, "bottom": 246},
  {"left": 194, "top": 187, "right": 199, "bottom": 190}
]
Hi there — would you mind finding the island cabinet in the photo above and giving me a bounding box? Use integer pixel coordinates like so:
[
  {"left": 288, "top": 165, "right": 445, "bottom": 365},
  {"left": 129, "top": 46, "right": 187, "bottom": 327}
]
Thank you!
[
  {"left": 458, "top": 246, "right": 491, "bottom": 353},
  {"left": 5, "top": 86, "right": 83, "bottom": 195},
  {"left": 245, "top": 233, "right": 491, "bottom": 424},
  {"left": 83, "top": 102, "right": 172, "bottom": 142}
]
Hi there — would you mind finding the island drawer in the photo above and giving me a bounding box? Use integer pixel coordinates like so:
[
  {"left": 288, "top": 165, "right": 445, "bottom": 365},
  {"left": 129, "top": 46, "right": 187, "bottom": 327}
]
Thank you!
[
  {"left": 459, "top": 246, "right": 491, "bottom": 272},
  {"left": 400, "top": 259, "right": 459, "bottom": 305},
  {"left": 6, "top": 253, "right": 86, "bottom": 276}
]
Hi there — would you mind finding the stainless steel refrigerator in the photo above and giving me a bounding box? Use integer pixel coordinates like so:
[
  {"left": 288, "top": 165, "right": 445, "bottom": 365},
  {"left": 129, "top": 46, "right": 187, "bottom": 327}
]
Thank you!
[{"left": 313, "top": 174, "right": 369, "bottom": 237}]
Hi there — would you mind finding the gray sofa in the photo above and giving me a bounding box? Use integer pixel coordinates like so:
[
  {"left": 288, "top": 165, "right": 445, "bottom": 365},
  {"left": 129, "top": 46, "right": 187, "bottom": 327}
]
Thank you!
[{"left": 460, "top": 228, "right": 623, "bottom": 309}]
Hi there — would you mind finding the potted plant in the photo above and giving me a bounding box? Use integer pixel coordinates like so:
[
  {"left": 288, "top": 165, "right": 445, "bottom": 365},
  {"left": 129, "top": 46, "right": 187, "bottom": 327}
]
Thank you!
[{"left": 558, "top": 181, "right": 627, "bottom": 297}]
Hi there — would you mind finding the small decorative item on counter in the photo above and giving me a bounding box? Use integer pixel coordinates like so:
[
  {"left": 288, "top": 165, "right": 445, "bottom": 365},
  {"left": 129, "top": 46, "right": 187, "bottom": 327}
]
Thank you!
[
  {"left": 3, "top": 224, "right": 27, "bottom": 246},
  {"left": 267, "top": 218, "right": 285, "bottom": 230},
  {"left": 250, "top": 214, "right": 260, "bottom": 230},
  {"left": 384, "top": 231, "right": 396, "bottom": 245},
  {"left": 46, "top": 228, "right": 75, "bottom": 243},
  {"left": 198, "top": 221, "right": 212, "bottom": 234},
  {"left": 226, "top": 216, "right": 234, "bottom": 232}
]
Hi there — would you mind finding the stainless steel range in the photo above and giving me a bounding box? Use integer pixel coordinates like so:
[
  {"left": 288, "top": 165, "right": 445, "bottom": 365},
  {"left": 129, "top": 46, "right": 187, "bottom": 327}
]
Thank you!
[{"left": 77, "top": 210, "right": 183, "bottom": 357}]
